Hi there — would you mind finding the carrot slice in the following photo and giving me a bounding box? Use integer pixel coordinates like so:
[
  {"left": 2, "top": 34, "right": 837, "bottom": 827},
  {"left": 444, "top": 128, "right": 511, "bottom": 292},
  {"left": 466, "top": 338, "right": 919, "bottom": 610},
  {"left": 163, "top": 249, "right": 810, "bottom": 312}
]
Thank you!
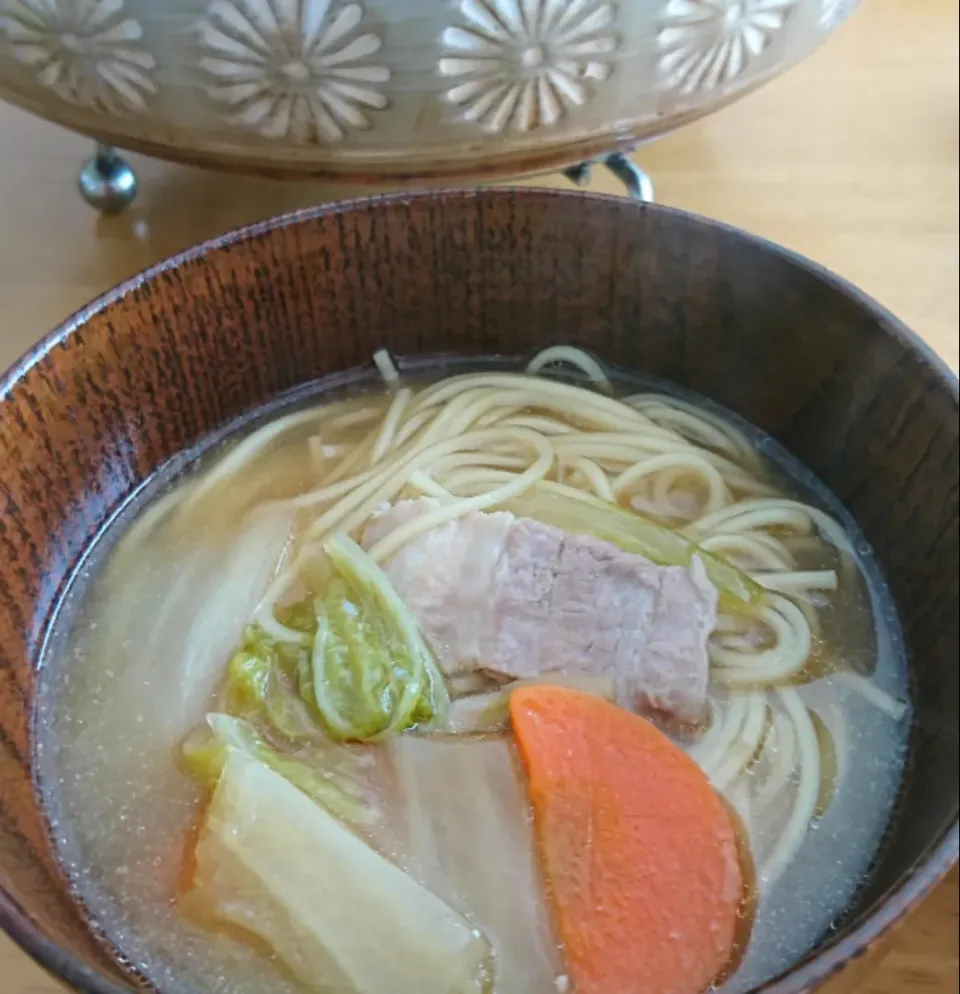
[{"left": 510, "top": 686, "right": 747, "bottom": 994}]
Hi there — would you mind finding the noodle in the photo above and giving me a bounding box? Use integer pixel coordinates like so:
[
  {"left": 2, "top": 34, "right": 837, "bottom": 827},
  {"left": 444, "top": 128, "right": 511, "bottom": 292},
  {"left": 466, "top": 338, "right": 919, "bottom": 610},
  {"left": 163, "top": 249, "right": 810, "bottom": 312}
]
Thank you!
[
  {"left": 624, "top": 393, "right": 762, "bottom": 470},
  {"left": 699, "top": 532, "right": 796, "bottom": 571},
  {"left": 567, "top": 457, "right": 616, "bottom": 501},
  {"left": 710, "top": 596, "right": 813, "bottom": 686},
  {"left": 836, "top": 671, "right": 909, "bottom": 721},
  {"left": 755, "top": 710, "right": 798, "bottom": 809},
  {"left": 711, "top": 694, "right": 768, "bottom": 790},
  {"left": 373, "top": 348, "right": 400, "bottom": 385},
  {"left": 760, "top": 690, "right": 821, "bottom": 886},
  {"left": 180, "top": 406, "right": 325, "bottom": 512},
  {"left": 753, "top": 570, "right": 839, "bottom": 594},
  {"left": 366, "top": 433, "right": 555, "bottom": 564},
  {"left": 369, "top": 388, "right": 413, "bottom": 466},
  {"left": 612, "top": 452, "right": 730, "bottom": 514},
  {"left": 525, "top": 345, "right": 613, "bottom": 392}
]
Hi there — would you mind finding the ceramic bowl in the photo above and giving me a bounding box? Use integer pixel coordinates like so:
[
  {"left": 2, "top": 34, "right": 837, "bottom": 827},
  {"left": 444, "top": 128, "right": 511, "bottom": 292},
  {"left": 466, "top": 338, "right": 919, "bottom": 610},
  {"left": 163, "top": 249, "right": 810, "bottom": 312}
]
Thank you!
[
  {"left": 0, "top": 188, "right": 956, "bottom": 993},
  {"left": 0, "top": 0, "right": 861, "bottom": 182}
]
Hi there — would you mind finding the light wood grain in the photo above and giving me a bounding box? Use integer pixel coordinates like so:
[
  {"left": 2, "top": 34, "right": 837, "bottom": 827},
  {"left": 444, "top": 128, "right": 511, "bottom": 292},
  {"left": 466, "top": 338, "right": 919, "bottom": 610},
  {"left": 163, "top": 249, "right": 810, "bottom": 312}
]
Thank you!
[{"left": 0, "top": 0, "right": 956, "bottom": 991}]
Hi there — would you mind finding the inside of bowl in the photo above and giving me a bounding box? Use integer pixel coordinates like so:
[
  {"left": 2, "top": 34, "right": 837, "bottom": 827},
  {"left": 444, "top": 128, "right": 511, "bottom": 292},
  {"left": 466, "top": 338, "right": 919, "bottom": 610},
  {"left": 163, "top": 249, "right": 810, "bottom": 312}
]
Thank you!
[{"left": 0, "top": 190, "right": 956, "bottom": 994}]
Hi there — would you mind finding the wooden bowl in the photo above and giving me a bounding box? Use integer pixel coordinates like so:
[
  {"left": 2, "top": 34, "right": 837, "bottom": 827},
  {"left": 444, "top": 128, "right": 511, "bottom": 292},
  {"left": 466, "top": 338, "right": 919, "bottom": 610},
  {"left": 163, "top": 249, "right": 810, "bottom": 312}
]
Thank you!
[{"left": 0, "top": 189, "right": 956, "bottom": 993}]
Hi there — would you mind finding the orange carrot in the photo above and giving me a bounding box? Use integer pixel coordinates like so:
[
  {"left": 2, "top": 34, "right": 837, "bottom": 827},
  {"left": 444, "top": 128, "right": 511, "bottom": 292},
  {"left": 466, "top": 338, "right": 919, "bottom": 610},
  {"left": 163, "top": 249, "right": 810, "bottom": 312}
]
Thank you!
[{"left": 510, "top": 686, "right": 748, "bottom": 994}]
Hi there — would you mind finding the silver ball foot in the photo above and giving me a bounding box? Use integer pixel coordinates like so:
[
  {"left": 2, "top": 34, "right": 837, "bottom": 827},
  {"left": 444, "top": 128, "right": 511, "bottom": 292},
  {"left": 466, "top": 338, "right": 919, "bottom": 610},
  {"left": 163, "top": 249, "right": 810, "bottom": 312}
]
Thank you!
[
  {"left": 77, "top": 144, "right": 138, "bottom": 214},
  {"left": 564, "top": 152, "right": 655, "bottom": 203}
]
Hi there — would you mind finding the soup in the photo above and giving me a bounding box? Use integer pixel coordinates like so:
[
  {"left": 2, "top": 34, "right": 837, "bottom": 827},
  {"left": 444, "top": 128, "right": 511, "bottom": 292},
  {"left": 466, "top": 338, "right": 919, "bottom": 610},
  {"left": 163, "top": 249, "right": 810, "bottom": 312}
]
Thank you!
[{"left": 35, "top": 348, "right": 910, "bottom": 994}]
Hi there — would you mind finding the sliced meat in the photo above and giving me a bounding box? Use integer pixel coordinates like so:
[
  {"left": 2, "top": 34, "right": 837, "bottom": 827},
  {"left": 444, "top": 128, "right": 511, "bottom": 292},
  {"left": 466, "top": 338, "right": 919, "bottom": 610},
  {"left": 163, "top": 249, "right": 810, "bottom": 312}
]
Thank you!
[
  {"left": 362, "top": 499, "right": 718, "bottom": 724},
  {"left": 364, "top": 500, "right": 514, "bottom": 668}
]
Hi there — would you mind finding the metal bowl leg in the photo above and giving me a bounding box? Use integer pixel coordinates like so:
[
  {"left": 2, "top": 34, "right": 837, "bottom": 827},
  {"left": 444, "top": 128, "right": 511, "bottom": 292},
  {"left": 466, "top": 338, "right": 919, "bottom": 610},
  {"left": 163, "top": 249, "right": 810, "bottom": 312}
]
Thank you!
[
  {"left": 564, "top": 152, "right": 654, "bottom": 202},
  {"left": 77, "top": 144, "right": 138, "bottom": 215}
]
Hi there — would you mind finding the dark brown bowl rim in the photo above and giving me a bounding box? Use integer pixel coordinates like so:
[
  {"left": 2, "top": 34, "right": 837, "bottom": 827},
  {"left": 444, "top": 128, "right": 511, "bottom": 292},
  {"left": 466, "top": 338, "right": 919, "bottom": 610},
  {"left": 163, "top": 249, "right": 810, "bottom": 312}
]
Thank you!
[{"left": 1, "top": 189, "right": 957, "bottom": 994}]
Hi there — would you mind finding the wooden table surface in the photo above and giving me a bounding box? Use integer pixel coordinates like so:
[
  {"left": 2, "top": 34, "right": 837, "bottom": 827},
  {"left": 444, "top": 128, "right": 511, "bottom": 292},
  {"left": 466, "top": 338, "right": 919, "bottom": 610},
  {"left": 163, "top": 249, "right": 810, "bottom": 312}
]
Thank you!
[{"left": 0, "top": 0, "right": 956, "bottom": 991}]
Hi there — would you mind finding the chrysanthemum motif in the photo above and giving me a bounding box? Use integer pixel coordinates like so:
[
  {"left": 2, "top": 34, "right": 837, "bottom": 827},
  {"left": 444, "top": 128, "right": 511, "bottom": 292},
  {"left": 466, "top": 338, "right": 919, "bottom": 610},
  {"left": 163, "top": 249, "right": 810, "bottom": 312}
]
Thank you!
[
  {"left": 0, "top": 0, "right": 157, "bottom": 112},
  {"left": 438, "top": 0, "right": 618, "bottom": 134},
  {"left": 197, "top": 0, "right": 390, "bottom": 143},
  {"left": 818, "top": 0, "right": 856, "bottom": 29},
  {"left": 657, "top": 0, "right": 795, "bottom": 96}
]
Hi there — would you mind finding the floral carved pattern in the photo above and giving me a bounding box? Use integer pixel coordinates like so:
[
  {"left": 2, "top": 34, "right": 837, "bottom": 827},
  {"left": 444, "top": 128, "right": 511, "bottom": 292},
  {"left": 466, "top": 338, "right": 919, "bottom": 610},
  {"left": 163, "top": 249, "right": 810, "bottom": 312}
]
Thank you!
[
  {"left": 438, "top": 0, "right": 618, "bottom": 134},
  {"left": 657, "top": 0, "right": 796, "bottom": 96},
  {"left": 0, "top": 0, "right": 157, "bottom": 112},
  {"left": 197, "top": 0, "right": 390, "bottom": 143},
  {"left": 818, "top": 0, "right": 856, "bottom": 30}
]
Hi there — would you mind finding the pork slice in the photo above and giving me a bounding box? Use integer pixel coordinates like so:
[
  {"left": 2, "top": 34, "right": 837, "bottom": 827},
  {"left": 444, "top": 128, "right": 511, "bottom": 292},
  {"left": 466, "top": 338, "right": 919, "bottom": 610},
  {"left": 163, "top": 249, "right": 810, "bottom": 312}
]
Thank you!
[
  {"left": 633, "top": 555, "right": 717, "bottom": 722},
  {"left": 482, "top": 517, "right": 565, "bottom": 680},
  {"left": 538, "top": 533, "right": 652, "bottom": 691},
  {"left": 500, "top": 532, "right": 715, "bottom": 722},
  {"left": 362, "top": 500, "right": 513, "bottom": 675},
  {"left": 361, "top": 498, "right": 718, "bottom": 724}
]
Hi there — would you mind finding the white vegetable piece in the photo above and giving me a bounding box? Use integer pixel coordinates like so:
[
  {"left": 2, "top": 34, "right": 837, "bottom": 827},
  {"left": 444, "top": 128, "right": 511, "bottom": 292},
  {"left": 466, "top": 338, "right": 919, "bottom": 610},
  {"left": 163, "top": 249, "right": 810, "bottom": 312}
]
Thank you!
[{"left": 185, "top": 751, "right": 489, "bottom": 994}]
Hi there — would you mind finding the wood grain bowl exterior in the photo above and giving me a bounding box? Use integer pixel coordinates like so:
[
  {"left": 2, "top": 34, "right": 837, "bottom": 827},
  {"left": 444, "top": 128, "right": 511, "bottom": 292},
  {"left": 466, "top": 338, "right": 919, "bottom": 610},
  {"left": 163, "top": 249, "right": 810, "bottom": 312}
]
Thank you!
[
  {"left": 0, "top": 189, "right": 956, "bottom": 993},
  {"left": 0, "top": 0, "right": 861, "bottom": 182}
]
